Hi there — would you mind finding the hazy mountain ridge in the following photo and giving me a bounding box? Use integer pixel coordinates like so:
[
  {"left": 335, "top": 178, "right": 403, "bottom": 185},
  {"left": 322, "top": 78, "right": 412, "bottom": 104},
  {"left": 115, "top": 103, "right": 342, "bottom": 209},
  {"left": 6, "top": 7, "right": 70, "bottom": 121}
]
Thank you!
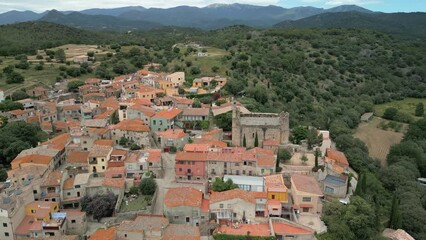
[{"left": 0, "top": 4, "right": 374, "bottom": 29}]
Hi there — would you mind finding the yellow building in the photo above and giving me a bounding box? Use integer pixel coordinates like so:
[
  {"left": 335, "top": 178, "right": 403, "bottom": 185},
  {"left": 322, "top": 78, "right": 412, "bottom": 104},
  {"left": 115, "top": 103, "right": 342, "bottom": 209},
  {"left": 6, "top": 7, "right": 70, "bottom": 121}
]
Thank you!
[
  {"left": 88, "top": 145, "right": 113, "bottom": 173},
  {"left": 25, "top": 201, "right": 59, "bottom": 222},
  {"left": 264, "top": 174, "right": 288, "bottom": 203}
]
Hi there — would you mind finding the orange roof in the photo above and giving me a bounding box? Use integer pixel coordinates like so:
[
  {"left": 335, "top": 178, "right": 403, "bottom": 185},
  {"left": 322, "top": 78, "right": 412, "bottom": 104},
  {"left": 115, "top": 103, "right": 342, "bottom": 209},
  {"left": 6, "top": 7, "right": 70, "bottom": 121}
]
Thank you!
[
  {"left": 83, "top": 92, "right": 105, "bottom": 99},
  {"left": 272, "top": 222, "right": 313, "bottom": 235},
  {"left": 111, "top": 149, "right": 128, "bottom": 156},
  {"left": 263, "top": 138, "right": 279, "bottom": 146},
  {"left": 63, "top": 177, "right": 75, "bottom": 190},
  {"left": 11, "top": 154, "right": 53, "bottom": 170},
  {"left": 9, "top": 109, "right": 25, "bottom": 115},
  {"left": 113, "top": 119, "right": 150, "bottom": 132},
  {"left": 94, "top": 139, "right": 113, "bottom": 146},
  {"left": 210, "top": 189, "right": 256, "bottom": 204},
  {"left": 63, "top": 105, "right": 81, "bottom": 111},
  {"left": 265, "top": 174, "right": 288, "bottom": 192},
  {"left": 156, "top": 129, "right": 187, "bottom": 139},
  {"left": 152, "top": 108, "right": 182, "bottom": 119},
  {"left": 193, "top": 138, "right": 227, "bottom": 148},
  {"left": 176, "top": 152, "right": 208, "bottom": 161},
  {"left": 67, "top": 151, "right": 89, "bottom": 164},
  {"left": 99, "top": 97, "right": 119, "bottom": 110},
  {"left": 165, "top": 187, "right": 203, "bottom": 208},
  {"left": 164, "top": 224, "right": 201, "bottom": 240},
  {"left": 90, "top": 227, "right": 116, "bottom": 240},
  {"left": 183, "top": 144, "right": 210, "bottom": 152},
  {"left": 326, "top": 148, "right": 349, "bottom": 166},
  {"left": 15, "top": 216, "right": 43, "bottom": 235},
  {"left": 42, "top": 170, "right": 63, "bottom": 186},
  {"left": 102, "top": 178, "right": 125, "bottom": 188},
  {"left": 291, "top": 174, "right": 323, "bottom": 196},
  {"left": 201, "top": 199, "right": 209, "bottom": 212},
  {"left": 147, "top": 149, "right": 162, "bottom": 162},
  {"left": 216, "top": 223, "right": 271, "bottom": 237},
  {"left": 94, "top": 109, "right": 115, "bottom": 120},
  {"left": 42, "top": 133, "right": 70, "bottom": 150}
]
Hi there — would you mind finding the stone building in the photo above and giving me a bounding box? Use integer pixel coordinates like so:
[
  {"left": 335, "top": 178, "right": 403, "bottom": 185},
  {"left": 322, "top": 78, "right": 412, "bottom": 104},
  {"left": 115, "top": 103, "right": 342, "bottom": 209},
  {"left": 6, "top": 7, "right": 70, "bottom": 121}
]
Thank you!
[{"left": 232, "top": 102, "right": 289, "bottom": 148}]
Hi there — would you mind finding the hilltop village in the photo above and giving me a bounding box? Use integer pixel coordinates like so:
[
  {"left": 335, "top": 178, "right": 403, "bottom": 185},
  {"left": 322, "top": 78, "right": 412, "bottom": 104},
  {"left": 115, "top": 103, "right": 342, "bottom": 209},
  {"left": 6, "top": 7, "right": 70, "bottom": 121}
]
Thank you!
[{"left": 0, "top": 68, "right": 358, "bottom": 240}]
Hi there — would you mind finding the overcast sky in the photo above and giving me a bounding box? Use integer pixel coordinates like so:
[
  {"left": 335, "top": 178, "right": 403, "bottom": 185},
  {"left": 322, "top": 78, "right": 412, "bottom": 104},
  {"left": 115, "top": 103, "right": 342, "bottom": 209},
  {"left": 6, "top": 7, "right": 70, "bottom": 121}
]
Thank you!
[{"left": 0, "top": 0, "right": 424, "bottom": 13}]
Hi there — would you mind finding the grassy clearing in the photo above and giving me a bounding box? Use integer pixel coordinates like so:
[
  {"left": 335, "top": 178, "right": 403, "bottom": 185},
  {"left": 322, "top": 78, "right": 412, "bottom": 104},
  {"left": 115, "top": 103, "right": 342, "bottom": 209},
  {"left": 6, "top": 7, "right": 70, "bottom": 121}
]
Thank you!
[
  {"left": 119, "top": 195, "right": 148, "bottom": 212},
  {"left": 354, "top": 117, "right": 406, "bottom": 164},
  {"left": 374, "top": 98, "right": 426, "bottom": 120}
]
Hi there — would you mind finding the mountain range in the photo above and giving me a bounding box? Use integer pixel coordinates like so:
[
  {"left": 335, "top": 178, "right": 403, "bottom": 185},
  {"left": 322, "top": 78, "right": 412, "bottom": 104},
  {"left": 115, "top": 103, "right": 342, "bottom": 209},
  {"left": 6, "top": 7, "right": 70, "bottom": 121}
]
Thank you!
[{"left": 0, "top": 4, "right": 373, "bottom": 30}]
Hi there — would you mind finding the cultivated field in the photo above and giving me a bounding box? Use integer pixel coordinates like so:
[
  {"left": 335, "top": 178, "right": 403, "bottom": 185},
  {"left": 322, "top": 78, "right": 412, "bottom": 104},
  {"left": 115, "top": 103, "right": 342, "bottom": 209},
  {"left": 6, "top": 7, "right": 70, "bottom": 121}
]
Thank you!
[
  {"left": 374, "top": 98, "right": 426, "bottom": 120},
  {"left": 354, "top": 117, "right": 406, "bottom": 164}
]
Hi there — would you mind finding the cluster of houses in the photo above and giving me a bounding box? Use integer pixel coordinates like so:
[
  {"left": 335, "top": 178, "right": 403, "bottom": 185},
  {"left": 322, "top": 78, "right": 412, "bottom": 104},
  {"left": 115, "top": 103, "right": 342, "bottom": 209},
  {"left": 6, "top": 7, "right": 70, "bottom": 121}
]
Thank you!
[{"left": 0, "top": 66, "right": 360, "bottom": 240}]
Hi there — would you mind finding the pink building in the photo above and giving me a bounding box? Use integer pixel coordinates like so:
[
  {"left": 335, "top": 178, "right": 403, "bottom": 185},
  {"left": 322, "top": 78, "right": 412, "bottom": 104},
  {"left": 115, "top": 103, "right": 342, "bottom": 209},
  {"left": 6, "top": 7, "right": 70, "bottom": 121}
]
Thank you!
[{"left": 175, "top": 152, "right": 207, "bottom": 181}]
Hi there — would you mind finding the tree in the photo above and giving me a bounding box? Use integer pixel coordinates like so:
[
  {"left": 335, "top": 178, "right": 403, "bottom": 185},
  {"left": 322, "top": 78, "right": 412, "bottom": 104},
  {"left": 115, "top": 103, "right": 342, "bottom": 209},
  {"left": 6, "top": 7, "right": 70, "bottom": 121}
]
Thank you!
[
  {"left": 119, "top": 137, "right": 128, "bottom": 146},
  {"left": 243, "top": 134, "right": 247, "bottom": 147},
  {"left": 213, "top": 112, "right": 232, "bottom": 131},
  {"left": 290, "top": 126, "right": 308, "bottom": 144},
  {"left": 110, "top": 110, "right": 120, "bottom": 124},
  {"left": 6, "top": 71, "right": 24, "bottom": 84},
  {"left": 383, "top": 107, "right": 398, "bottom": 120},
  {"left": 354, "top": 173, "right": 367, "bottom": 196},
  {"left": 415, "top": 103, "right": 424, "bottom": 117},
  {"left": 300, "top": 154, "right": 308, "bottom": 164},
  {"left": 278, "top": 149, "right": 292, "bottom": 162},
  {"left": 192, "top": 99, "right": 201, "bottom": 108},
  {"left": 0, "top": 168, "right": 7, "bottom": 181},
  {"left": 307, "top": 128, "right": 321, "bottom": 150},
  {"left": 178, "top": 88, "right": 185, "bottom": 95},
  {"left": 54, "top": 49, "right": 66, "bottom": 63},
  {"left": 87, "top": 51, "right": 95, "bottom": 57},
  {"left": 254, "top": 132, "right": 259, "bottom": 147},
  {"left": 190, "top": 66, "right": 201, "bottom": 75},
  {"left": 67, "top": 80, "right": 85, "bottom": 92},
  {"left": 139, "top": 178, "right": 157, "bottom": 195},
  {"left": 81, "top": 192, "right": 117, "bottom": 222},
  {"left": 388, "top": 194, "right": 402, "bottom": 229},
  {"left": 0, "top": 100, "right": 23, "bottom": 112},
  {"left": 129, "top": 186, "right": 139, "bottom": 195},
  {"left": 314, "top": 148, "right": 320, "bottom": 168},
  {"left": 11, "top": 90, "right": 28, "bottom": 101},
  {"left": 130, "top": 143, "right": 141, "bottom": 150},
  {"left": 212, "top": 178, "right": 238, "bottom": 192},
  {"left": 212, "top": 66, "right": 219, "bottom": 73}
]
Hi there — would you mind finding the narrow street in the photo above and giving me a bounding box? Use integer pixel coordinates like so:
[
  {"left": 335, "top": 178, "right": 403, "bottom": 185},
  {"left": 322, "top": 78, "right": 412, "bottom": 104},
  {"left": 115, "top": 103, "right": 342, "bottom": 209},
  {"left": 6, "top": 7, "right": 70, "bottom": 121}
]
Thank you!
[{"left": 152, "top": 152, "right": 176, "bottom": 215}]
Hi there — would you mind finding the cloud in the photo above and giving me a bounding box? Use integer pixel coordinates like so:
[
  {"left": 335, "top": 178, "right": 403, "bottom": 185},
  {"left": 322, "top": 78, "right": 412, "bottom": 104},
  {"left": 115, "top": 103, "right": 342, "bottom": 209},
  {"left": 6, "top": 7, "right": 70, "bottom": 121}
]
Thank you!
[{"left": 0, "top": 0, "right": 282, "bottom": 12}]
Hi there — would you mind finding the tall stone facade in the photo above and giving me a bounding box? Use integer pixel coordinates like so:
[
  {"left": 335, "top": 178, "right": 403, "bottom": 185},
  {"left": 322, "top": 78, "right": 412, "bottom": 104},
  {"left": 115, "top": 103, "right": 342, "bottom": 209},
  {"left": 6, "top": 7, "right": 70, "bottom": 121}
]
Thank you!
[{"left": 232, "top": 102, "right": 289, "bottom": 148}]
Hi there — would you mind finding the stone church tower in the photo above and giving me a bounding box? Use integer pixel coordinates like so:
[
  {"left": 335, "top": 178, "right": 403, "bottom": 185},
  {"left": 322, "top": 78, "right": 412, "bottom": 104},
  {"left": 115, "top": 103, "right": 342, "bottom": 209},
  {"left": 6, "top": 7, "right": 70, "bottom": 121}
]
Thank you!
[{"left": 232, "top": 102, "right": 289, "bottom": 148}]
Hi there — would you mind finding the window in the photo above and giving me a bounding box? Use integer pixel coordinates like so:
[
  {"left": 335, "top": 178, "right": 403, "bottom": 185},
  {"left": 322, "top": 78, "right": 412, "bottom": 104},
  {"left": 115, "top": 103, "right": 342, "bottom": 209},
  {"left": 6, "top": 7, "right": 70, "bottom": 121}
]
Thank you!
[
  {"left": 33, "top": 190, "right": 37, "bottom": 194},
  {"left": 3, "top": 223, "right": 7, "bottom": 227},
  {"left": 5, "top": 232, "right": 9, "bottom": 237},
  {"left": 261, "top": 169, "right": 265, "bottom": 174},
  {"left": 325, "top": 186, "right": 334, "bottom": 193},
  {"left": 302, "top": 208, "right": 309, "bottom": 213},
  {"left": 102, "top": 166, "right": 105, "bottom": 170},
  {"left": 179, "top": 168, "right": 182, "bottom": 172},
  {"left": 302, "top": 197, "right": 311, "bottom": 202},
  {"left": 271, "top": 195, "right": 275, "bottom": 199},
  {"left": 174, "top": 216, "right": 179, "bottom": 220},
  {"left": 233, "top": 213, "right": 237, "bottom": 218},
  {"left": 67, "top": 192, "right": 71, "bottom": 196},
  {"left": 71, "top": 220, "right": 76, "bottom": 223},
  {"left": 186, "top": 217, "right": 190, "bottom": 223},
  {"left": 31, "top": 210, "right": 36, "bottom": 213},
  {"left": 219, "top": 204, "right": 224, "bottom": 208},
  {"left": 75, "top": 185, "right": 80, "bottom": 188},
  {"left": 242, "top": 170, "right": 246, "bottom": 175}
]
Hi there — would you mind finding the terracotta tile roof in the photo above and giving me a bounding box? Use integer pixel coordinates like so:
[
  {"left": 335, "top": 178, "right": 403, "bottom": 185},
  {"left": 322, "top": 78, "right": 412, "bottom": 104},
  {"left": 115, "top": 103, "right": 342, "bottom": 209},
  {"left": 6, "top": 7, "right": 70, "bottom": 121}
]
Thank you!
[
  {"left": 11, "top": 154, "right": 53, "bottom": 169},
  {"left": 67, "top": 151, "right": 89, "bottom": 164},
  {"left": 272, "top": 222, "right": 313, "bottom": 235},
  {"left": 182, "top": 108, "right": 210, "bottom": 116},
  {"left": 164, "top": 224, "right": 201, "bottom": 240},
  {"left": 89, "top": 145, "right": 112, "bottom": 158},
  {"left": 90, "top": 226, "right": 116, "bottom": 240},
  {"left": 183, "top": 144, "right": 210, "bottom": 152},
  {"left": 102, "top": 178, "right": 125, "bottom": 188},
  {"left": 15, "top": 216, "right": 43, "bottom": 235},
  {"left": 112, "top": 118, "right": 150, "bottom": 132},
  {"left": 9, "top": 109, "right": 26, "bottom": 115},
  {"left": 83, "top": 92, "right": 105, "bottom": 99},
  {"left": 193, "top": 138, "right": 227, "bottom": 148},
  {"left": 176, "top": 152, "right": 208, "bottom": 161},
  {"left": 42, "top": 170, "right": 63, "bottom": 186},
  {"left": 165, "top": 187, "right": 203, "bottom": 208},
  {"left": 63, "top": 177, "right": 75, "bottom": 190},
  {"left": 147, "top": 149, "right": 162, "bottom": 162},
  {"left": 63, "top": 105, "right": 82, "bottom": 111},
  {"left": 210, "top": 189, "right": 256, "bottom": 204},
  {"left": 85, "top": 78, "right": 101, "bottom": 84},
  {"left": 263, "top": 138, "right": 279, "bottom": 146},
  {"left": 128, "top": 104, "right": 156, "bottom": 117},
  {"left": 265, "top": 174, "right": 288, "bottom": 192},
  {"left": 201, "top": 199, "right": 209, "bottom": 212},
  {"left": 94, "top": 109, "right": 114, "bottom": 119},
  {"left": 105, "top": 166, "right": 125, "bottom": 176},
  {"left": 94, "top": 139, "right": 113, "bottom": 146},
  {"left": 291, "top": 174, "right": 323, "bottom": 196},
  {"left": 42, "top": 133, "right": 70, "bottom": 150},
  {"left": 175, "top": 98, "right": 193, "bottom": 105},
  {"left": 111, "top": 149, "right": 128, "bottom": 156},
  {"left": 156, "top": 129, "right": 187, "bottom": 139},
  {"left": 99, "top": 97, "right": 119, "bottom": 110},
  {"left": 216, "top": 223, "right": 271, "bottom": 237},
  {"left": 152, "top": 108, "right": 182, "bottom": 119},
  {"left": 125, "top": 98, "right": 154, "bottom": 106},
  {"left": 252, "top": 191, "right": 268, "bottom": 199},
  {"left": 117, "top": 215, "right": 168, "bottom": 232},
  {"left": 326, "top": 148, "right": 349, "bottom": 166}
]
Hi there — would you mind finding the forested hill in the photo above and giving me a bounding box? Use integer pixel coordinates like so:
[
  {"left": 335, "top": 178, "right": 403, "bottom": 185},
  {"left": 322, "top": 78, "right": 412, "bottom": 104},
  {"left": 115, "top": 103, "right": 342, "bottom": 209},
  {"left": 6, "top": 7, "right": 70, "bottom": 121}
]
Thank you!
[
  {"left": 274, "top": 12, "right": 426, "bottom": 39},
  {"left": 0, "top": 22, "right": 110, "bottom": 55}
]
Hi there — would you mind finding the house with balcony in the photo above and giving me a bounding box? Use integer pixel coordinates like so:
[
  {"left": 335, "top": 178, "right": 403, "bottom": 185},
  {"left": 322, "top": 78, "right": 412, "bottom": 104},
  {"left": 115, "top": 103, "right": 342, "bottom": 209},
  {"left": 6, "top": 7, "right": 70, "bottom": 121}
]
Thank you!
[
  {"left": 39, "top": 171, "right": 67, "bottom": 202},
  {"left": 150, "top": 108, "right": 183, "bottom": 131},
  {"left": 166, "top": 72, "right": 185, "bottom": 87},
  {"left": 88, "top": 145, "right": 113, "bottom": 173},
  {"left": 291, "top": 174, "right": 324, "bottom": 214}
]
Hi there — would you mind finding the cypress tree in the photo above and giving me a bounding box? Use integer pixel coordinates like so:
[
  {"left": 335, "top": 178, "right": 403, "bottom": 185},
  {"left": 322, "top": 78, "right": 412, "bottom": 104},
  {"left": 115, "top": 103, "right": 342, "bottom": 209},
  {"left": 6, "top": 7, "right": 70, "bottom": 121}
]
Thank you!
[
  {"left": 243, "top": 134, "right": 247, "bottom": 147},
  {"left": 388, "top": 194, "right": 402, "bottom": 229},
  {"left": 254, "top": 132, "right": 259, "bottom": 147},
  {"left": 314, "top": 148, "right": 319, "bottom": 168}
]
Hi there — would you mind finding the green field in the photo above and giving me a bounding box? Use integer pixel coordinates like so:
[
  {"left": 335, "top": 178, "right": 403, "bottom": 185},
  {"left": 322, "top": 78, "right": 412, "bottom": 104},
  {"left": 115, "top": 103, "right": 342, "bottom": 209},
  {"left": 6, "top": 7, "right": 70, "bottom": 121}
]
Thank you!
[{"left": 374, "top": 98, "right": 426, "bottom": 120}]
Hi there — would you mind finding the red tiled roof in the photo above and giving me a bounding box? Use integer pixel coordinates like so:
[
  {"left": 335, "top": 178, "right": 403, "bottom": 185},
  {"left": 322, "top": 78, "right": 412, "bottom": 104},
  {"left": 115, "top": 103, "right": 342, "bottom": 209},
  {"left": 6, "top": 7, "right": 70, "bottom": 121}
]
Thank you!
[
  {"left": 15, "top": 216, "right": 43, "bottom": 235},
  {"left": 90, "top": 227, "right": 116, "bottom": 240},
  {"left": 11, "top": 155, "right": 53, "bottom": 170},
  {"left": 326, "top": 148, "right": 349, "bottom": 166},
  {"left": 201, "top": 199, "right": 209, "bottom": 212},
  {"left": 94, "top": 139, "right": 113, "bottom": 146},
  {"left": 63, "top": 177, "right": 75, "bottom": 190},
  {"left": 152, "top": 108, "right": 182, "bottom": 119},
  {"left": 216, "top": 223, "right": 271, "bottom": 237},
  {"left": 210, "top": 189, "right": 256, "bottom": 204},
  {"left": 165, "top": 187, "right": 203, "bottom": 208},
  {"left": 102, "top": 178, "right": 125, "bottom": 188},
  {"left": 183, "top": 144, "right": 210, "bottom": 152},
  {"left": 157, "top": 129, "right": 187, "bottom": 139},
  {"left": 42, "top": 133, "right": 70, "bottom": 150},
  {"left": 112, "top": 119, "right": 150, "bottom": 132},
  {"left": 147, "top": 149, "right": 162, "bottom": 162},
  {"left": 67, "top": 151, "right": 89, "bottom": 164},
  {"left": 291, "top": 174, "right": 323, "bottom": 196},
  {"left": 272, "top": 222, "right": 313, "bottom": 235}
]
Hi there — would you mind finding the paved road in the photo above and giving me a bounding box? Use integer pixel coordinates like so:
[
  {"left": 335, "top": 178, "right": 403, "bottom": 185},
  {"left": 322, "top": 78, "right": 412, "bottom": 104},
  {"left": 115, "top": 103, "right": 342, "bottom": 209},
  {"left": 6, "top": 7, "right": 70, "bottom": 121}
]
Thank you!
[{"left": 152, "top": 152, "right": 176, "bottom": 215}]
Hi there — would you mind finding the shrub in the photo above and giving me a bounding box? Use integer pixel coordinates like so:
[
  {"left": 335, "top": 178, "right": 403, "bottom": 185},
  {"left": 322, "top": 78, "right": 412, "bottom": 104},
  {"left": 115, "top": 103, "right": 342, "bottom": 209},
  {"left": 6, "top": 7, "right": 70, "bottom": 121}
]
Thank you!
[{"left": 139, "top": 178, "right": 157, "bottom": 195}]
